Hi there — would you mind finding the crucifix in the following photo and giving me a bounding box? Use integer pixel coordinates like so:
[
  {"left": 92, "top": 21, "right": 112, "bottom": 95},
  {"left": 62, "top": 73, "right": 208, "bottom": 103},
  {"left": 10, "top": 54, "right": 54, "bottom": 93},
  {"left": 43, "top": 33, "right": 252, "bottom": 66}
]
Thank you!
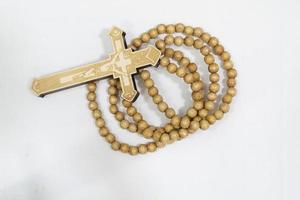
[{"left": 32, "top": 27, "right": 161, "bottom": 101}]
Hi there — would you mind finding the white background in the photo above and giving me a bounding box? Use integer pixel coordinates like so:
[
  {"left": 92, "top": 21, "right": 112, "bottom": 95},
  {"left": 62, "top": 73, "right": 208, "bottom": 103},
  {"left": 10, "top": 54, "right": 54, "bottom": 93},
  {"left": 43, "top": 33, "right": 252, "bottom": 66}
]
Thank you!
[{"left": 0, "top": 0, "right": 299, "bottom": 199}]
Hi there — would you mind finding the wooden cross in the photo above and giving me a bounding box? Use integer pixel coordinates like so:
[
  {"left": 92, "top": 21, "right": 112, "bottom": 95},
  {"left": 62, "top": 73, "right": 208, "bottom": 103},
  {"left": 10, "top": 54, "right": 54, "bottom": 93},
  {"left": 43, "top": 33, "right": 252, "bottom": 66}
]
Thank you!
[{"left": 32, "top": 27, "right": 161, "bottom": 101}]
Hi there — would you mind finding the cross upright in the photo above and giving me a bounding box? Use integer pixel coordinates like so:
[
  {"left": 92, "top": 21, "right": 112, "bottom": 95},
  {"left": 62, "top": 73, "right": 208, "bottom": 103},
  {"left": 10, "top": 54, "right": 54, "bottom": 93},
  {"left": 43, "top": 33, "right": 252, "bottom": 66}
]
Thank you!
[{"left": 32, "top": 27, "right": 161, "bottom": 101}]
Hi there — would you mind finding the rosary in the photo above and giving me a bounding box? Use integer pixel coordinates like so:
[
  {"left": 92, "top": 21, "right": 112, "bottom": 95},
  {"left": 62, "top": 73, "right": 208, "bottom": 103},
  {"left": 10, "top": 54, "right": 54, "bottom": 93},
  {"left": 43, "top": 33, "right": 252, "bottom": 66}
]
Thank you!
[{"left": 32, "top": 23, "right": 237, "bottom": 155}]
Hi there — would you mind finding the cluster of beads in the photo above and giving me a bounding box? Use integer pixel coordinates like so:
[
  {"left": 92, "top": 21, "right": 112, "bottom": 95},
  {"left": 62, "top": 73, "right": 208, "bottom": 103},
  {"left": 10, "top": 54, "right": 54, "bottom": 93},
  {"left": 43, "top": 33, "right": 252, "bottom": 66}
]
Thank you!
[{"left": 86, "top": 23, "right": 237, "bottom": 155}]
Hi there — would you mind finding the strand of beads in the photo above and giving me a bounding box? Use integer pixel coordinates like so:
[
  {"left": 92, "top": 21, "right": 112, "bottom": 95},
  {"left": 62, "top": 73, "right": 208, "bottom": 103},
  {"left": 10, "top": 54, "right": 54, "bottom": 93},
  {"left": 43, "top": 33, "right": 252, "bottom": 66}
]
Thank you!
[{"left": 86, "top": 23, "right": 237, "bottom": 155}]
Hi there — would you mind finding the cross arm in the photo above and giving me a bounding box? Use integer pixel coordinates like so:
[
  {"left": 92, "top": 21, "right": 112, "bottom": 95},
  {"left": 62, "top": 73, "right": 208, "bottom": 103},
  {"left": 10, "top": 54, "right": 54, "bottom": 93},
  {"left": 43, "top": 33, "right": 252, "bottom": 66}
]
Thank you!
[
  {"left": 109, "top": 27, "right": 126, "bottom": 53},
  {"left": 32, "top": 58, "right": 114, "bottom": 97},
  {"left": 129, "top": 45, "right": 161, "bottom": 70}
]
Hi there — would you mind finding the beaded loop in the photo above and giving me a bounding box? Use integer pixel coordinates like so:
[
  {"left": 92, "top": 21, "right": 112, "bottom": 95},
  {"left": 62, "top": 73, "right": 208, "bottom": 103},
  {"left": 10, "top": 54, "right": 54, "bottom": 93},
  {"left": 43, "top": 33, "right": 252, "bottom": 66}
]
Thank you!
[{"left": 86, "top": 24, "right": 237, "bottom": 155}]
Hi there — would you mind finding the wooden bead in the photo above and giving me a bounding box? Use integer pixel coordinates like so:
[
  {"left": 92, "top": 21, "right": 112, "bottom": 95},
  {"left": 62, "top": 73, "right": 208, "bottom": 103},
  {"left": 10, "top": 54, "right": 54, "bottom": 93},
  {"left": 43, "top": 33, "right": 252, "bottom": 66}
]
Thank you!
[
  {"left": 193, "top": 27, "right": 203, "bottom": 37},
  {"left": 194, "top": 39, "right": 203, "bottom": 49},
  {"left": 221, "top": 51, "right": 231, "bottom": 61},
  {"left": 227, "top": 87, "right": 237, "bottom": 96},
  {"left": 148, "top": 87, "right": 158, "bottom": 97},
  {"left": 144, "top": 79, "right": 154, "bottom": 88},
  {"left": 122, "top": 99, "right": 132, "bottom": 108},
  {"left": 201, "top": 32, "right": 211, "bottom": 42},
  {"left": 115, "top": 111, "right": 124, "bottom": 121},
  {"left": 120, "top": 120, "right": 129, "bottom": 129},
  {"left": 127, "top": 106, "right": 137, "bottom": 116},
  {"left": 174, "top": 36, "right": 184, "bottom": 46},
  {"left": 164, "top": 35, "right": 174, "bottom": 45},
  {"left": 143, "top": 127, "right": 154, "bottom": 139},
  {"left": 200, "top": 120, "right": 210, "bottom": 130},
  {"left": 193, "top": 101, "right": 204, "bottom": 110},
  {"left": 200, "top": 46, "right": 210, "bottom": 56},
  {"left": 184, "top": 74, "right": 194, "bottom": 84},
  {"left": 153, "top": 130, "right": 162, "bottom": 141},
  {"left": 167, "top": 63, "right": 177, "bottom": 73},
  {"left": 166, "top": 24, "right": 175, "bottom": 34},
  {"left": 192, "top": 72, "right": 200, "bottom": 81},
  {"left": 214, "top": 45, "right": 224, "bottom": 55},
  {"left": 108, "top": 79, "right": 117, "bottom": 86},
  {"left": 160, "top": 133, "right": 170, "bottom": 144},
  {"left": 187, "top": 107, "right": 198, "bottom": 118},
  {"left": 138, "top": 144, "right": 148, "bottom": 154},
  {"left": 108, "top": 86, "right": 117, "bottom": 95},
  {"left": 147, "top": 143, "right": 157, "bottom": 152},
  {"left": 208, "top": 63, "right": 219, "bottom": 73},
  {"left": 175, "top": 23, "right": 185, "bottom": 32},
  {"left": 99, "top": 127, "right": 109, "bottom": 137},
  {"left": 210, "top": 73, "right": 220, "bottom": 82},
  {"left": 105, "top": 133, "right": 115, "bottom": 143},
  {"left": 190, "top": 120, "right": 200, "bottom": 131},
  {"left": 155, "top": 40, "right": 165, "bottom": 50},
  {"left": 204, "top": 54, "right": 215, "bottom": 65},
  {"left": 153, "top": 95, "right": 163, "bottom": 104},
  {"left": 111, "top": 141, "right": 120, "bottom": 151},
  {"left": 164, "top": 124, "right": 174, "bottom": 133},
  {"left": 129, "top": 146, "right": 139, "bottom": 155},
  {"left": 207, "top": 115, "right": 217, "bottom": 124},
  {"left": 208, "top": 37, "right": 219, "bottom": 47},
  {"left": 194, "top": 116, "right": 202, "bottom": 121},
  {"left": 158, "top": 102, "right": 168, "bottom": 112},
  {"left": 109, "top": 95, "right": 118, "bottom": 104},
  {"left": 96, "top": 118, "right": 105, "bottom": 128},
  {"left": 149, "top": 28, "right": 158, "bottom": 38},
  {"left": 180, "top": 116, "right": 190, "bottom": 129},
  {"left": 89, "top": 101, "right": 98, "bottom": 111},
  {"left": 157, "top": 24, "right": 166, "bottom": 33},
  {"left": 214, "top": 110, "right": 224, "bottom": 120},
  {"left": 140, "top": 70, "right": 151, "bottom": 80},
  {"left": 224, "top": 61, "right": 233, "bottom": 70},
  {"left": 128, "top": 123, "right": 137, "bottom": 132},
  {"left": 132, "top": 38, "right": 142, "bottom": 48},
  {"left": 192, "top": 91, "right": 203, "bottom": 101},
  {"left": 228, "top": 68, "right": 237, "bottom": 78},
  {"left": 227, "top": 78, "right": 236, "bottom": 87},
  {"left": 93, "top": 109, "right": 102, "bottom": 119},
  {"left": 207, "top": 93, "right": 217, "bottom": 101},
  {"left": 166, "top": 108, "right": 176, "bottom": 118},
  {"left": 87, "top": 82, "right": 96, "bottom": 92},
  {"left": 205, "top": 101, "right": 214, "bottom": 110},
  {"left": 173, "top": 50, "right": 183, "bottom": 61},
  {"left": 209, "top": 83, "right": 220, "bottom": 93},
  {"left": 133, "top": 113, "right": 143, "bottom": 122},
  {"left": 184, "top": 36, "right": 194, "bottom": 46},
  {"left": 179, "top": 128, "right": 188, "bottom": 138},
  {"left": 180, "top": 57, "right": 190, "bottom": 67},
  {"left": 87, "top": 92, "right": 96, "bottom": 101},
  {"left": 170, "top": 130, "right": 180, "bottom": 141},
  {"left": 138, "top": 120, "right": 148, "bottom": 131},
  {"left": 165, "top": 48, "right": 174, "bottom": 57},
  {"left": 222, "top": 94, "right": 232, "bottom": 104},
  {"left": 141, "top": 32, "right": 150, "bottom": 42},
  {"left": 109, "top": 105, "right": 118, "bottom": 114},
  {"left": 171, "top": 116, "right": 181, "bottom": 128},
  {"left": 120, "top": 143, "right": 130, "bottom": 153},
  {"left": 176, "top": 67, "right": 186, "bottom": 77},
  {"left": 198, "top": 109, "right": 208, "bottom": 118},
  {"left": 220, "top": 103, "right": 230, "bottom": 113},
  {"left": 191, "top": 81, "right": 203, "bottom": 91},
  {"left": 188, "top": 63, "right": 197, "bottom": 72},
  {"left": 184, "top": 26, "right": 194, "bottom": 35}
]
